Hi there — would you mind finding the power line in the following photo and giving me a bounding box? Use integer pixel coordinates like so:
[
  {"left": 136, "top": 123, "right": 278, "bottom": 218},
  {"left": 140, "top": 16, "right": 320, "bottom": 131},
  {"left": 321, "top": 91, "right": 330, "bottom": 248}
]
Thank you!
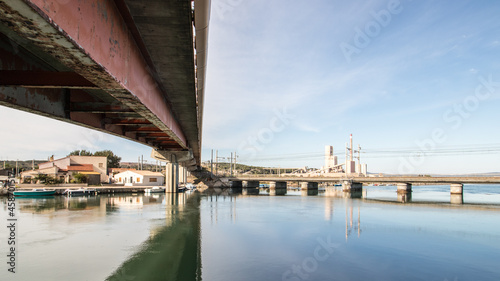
[{"left": 237, "top": 143, "right": 500, "bottom": 163}]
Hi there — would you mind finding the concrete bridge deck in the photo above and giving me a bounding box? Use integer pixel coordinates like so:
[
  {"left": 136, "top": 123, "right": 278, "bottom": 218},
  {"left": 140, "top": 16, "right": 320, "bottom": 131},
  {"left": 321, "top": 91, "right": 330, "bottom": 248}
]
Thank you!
[
  {"left": 0, "top": 0, "right": 210, "bottom": 170},
  {"left": 223, "top": 176, "right": 500, "bottom": 201},
  {"left": 225, "top": 176, "right": 500, "bottom": 185}
]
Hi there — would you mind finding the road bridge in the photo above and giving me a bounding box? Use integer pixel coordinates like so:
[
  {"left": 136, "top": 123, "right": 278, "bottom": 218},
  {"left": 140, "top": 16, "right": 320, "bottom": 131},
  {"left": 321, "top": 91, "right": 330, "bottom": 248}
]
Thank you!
[
  {"left": 224, "top": 176, "right": 500, "bottom": 203},
  {"left": 0, "top": 0, "right": 210, "bottom": 191}
]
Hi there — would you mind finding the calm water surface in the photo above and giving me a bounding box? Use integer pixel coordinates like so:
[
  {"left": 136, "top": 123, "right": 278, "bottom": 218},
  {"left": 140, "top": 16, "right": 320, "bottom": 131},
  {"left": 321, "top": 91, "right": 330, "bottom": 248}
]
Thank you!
[{"left": 1, "top": 185, "right": 500, "bottom": 281}]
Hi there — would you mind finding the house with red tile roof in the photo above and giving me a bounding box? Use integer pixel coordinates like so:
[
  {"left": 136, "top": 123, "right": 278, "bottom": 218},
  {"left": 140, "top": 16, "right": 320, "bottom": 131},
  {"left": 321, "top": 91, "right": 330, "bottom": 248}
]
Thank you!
[{"left": 22, "top": 156, "right": 108, "bottom": 184}]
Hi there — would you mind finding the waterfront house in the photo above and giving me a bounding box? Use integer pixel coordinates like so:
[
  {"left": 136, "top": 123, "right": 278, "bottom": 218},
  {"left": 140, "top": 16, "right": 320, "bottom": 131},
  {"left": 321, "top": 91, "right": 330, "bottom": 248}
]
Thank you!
[
  {"left": 113, "top": 170, "right": 165, "bottom": 186},
  {"left": 21, "top": 155, "right": 108, "bottom": 184}
]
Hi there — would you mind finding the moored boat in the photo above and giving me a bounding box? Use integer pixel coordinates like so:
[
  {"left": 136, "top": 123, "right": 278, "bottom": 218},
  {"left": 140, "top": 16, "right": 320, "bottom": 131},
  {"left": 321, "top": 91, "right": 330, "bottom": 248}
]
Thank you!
[
  {"left": 13, "top": 188, "right": 56, "bottom": 196},
  {"left": 63, "top": 188, "right": 97, "bottom": 196},
  {"left": 145, "top": 186, "right": 166, "bottom": 193}
]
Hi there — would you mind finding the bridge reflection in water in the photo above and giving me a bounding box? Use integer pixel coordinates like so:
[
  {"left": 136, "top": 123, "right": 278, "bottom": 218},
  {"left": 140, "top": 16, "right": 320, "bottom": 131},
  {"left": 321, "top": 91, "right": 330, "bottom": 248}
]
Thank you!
[
  {"left": 106, "top": 193, "right": 202, "bottom": 281},
  {"left": 3, "top": 187, "right": 500, "bottom": 280}
]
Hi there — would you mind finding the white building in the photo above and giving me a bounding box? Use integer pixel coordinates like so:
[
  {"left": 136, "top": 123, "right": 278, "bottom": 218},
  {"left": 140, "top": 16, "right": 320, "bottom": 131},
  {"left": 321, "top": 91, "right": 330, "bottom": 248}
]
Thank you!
[{"left": 113, "top": 170, "right": 165, "bottom": 186}]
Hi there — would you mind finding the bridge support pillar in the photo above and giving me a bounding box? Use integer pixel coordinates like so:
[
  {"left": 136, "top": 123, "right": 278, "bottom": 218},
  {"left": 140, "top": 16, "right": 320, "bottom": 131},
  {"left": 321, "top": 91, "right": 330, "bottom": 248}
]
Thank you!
[
  {"left": 269, "top": 181, "right": 287, "bottom": 196},
  {"left": 301, "top": 182, "right": 318, "bottom": 190},
  {"left": 450, "top": 184, "right": 464, "bottom": 204},
  {"left": 342, "top": 181, "right": 362, "bottom": 192},
  {"left": 178, "top": 165, "right": 188, "bottom": 184},
  {"left": 231, "top": 181, "right": 243, "bottom": 188},
  {"left": 450, "top": 183, "right": 463, "bottom": 195},
  {"left": 230, "top": 181, "right": 243, "bottom": 194},
  {"left": 242, "top": 181, "right": 259, "bottom": 195},
  {"left": 243, "top": 181, "right": 259, "bottom": 188},
  {"left": 397, "top": 183, "right": 412, "bottom": 194},
  {"left": 165, "top": 155, "right": 179, "bottom": 193},
  {"left": 301, "top": 182, "right": 318, "bottom": 196}
]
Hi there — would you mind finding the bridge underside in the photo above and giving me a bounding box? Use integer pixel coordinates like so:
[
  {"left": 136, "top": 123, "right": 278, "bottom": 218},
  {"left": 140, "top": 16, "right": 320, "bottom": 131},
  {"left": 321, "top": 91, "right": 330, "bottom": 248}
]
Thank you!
[{"left": 0, "top": 0, "right": 208, "bottom": 168}]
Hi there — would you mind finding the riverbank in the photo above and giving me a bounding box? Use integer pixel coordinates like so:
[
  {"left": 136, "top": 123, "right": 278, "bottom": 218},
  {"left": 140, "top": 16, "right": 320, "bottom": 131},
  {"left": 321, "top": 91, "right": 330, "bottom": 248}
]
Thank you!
[{"left": 0, "top": 185, "right": 176, "bottom": 196}]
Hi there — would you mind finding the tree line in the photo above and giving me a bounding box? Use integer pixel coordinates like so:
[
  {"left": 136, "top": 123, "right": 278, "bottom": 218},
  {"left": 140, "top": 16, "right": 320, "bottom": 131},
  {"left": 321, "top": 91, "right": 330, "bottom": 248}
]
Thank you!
[{"left": 68, "top": 150, "right": 122, "bottom": 168}]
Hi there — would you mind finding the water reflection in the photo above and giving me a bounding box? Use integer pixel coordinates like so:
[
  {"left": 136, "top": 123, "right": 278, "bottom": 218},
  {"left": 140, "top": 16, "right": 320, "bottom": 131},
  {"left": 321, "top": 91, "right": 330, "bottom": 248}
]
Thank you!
[
  {"left": 2, "top": 185, "right": 500, "bottom": 281},
  {"left": 242, "top": 188, "right": 259, "bottom": 195},
  {"left": 6, "top": 194, "right": 169, "bottom": 215},
  {"left": 397, "top": 192, "right": 412, "bottom": 203},
  {"left": 106, "top": 193, "right": 201, "bottom": 281},
  {"left": 301, "top": 189, "right": 319, "bottom": 196},
  {"left": 450, "top": 194, "right": 464, "bottom": 204}
]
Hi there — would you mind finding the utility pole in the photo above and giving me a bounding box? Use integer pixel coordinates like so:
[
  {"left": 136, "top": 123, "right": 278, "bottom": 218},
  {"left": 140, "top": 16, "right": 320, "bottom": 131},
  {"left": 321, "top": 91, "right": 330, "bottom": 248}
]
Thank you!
[
  {"left": 32, "top": 159, "right": 35, "bottom": 170},
  {"left": 15, "top": 159, "right": 18, "bottom": 178},
  {"left": 234, "top": 151, "right": 237, "bottom": 175},
  {"left": 357, "top": 145, "right": 361, "bottom": 165},
  {"left": 141, "top": 155, "right": 144, "bottom": 170},
  {"left": 230, "top": 152, "right": 233, "bottom": 177},
  {"left": 210, "top": 149, "right": 213, "bottom": 174},
  {"left": 215, "top": 150, "right": 218, "bottom": 176}
]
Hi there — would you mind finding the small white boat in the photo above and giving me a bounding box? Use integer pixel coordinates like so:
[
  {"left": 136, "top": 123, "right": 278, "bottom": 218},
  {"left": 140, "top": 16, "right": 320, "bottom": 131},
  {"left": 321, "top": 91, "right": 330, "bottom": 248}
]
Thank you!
[
  {"left": 63, "top": 188, "right": 97, "bottom": 196},
  {"left": 145, "top": 186, "right": 165, "bottom": 194}
]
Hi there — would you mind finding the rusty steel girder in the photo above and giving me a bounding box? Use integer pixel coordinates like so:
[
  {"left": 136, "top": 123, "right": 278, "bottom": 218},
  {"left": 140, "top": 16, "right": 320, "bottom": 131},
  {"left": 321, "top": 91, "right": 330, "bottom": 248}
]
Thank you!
[{"left": 0, "top": 0, "right": 200, "bottom": 156}]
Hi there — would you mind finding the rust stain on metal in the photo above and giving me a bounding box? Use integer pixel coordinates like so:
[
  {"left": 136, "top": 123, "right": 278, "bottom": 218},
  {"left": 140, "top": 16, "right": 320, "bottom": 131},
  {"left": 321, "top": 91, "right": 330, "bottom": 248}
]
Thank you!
[{"left": 0, "top": 0, "right": 189, "bottom": 150}]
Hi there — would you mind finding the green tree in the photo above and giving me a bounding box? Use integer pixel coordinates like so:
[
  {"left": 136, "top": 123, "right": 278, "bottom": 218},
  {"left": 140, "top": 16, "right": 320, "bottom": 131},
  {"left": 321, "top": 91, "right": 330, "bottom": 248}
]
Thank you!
[
  {"left": 72, "top": 173, "right": 87, "bottom": 183},
  {"left": 93, "top": 150, "right": 121, "bottom": 168},
  {"left": 68, "top": 150, "right": 93, "bottom": 156}
]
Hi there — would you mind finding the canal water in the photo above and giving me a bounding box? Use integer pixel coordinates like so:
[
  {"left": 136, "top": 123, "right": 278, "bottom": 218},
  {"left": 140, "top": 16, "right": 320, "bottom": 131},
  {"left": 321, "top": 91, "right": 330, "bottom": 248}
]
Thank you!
[{"left": 1, "top": 185, "right": 500, "bottom": 281}]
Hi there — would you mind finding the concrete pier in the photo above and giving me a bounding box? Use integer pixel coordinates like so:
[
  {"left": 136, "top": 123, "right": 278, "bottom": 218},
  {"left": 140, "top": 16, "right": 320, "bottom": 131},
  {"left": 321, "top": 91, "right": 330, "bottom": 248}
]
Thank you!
[
  {"left": 243, "top": 181, "right": 259, "bottom": 188},
  {"left": 231, "top": 181, "right": 243, "bottom": 188},
  {"left": 397, "top": 192, "right": 412, "bottom": 203},
  {"left": 269, "top": 181, "right": 287, "bottom": 189},
  {"left": 300, "top": 182, "right": 319, "bottom": 190},
  {"left": 397, "top": 183, "right": 412, "bottom": 194},
  {"left": 342, "top": 181, "right": 363, "bottom": 192},
  {"left": 450, "top": 183, "right": 464, "bottom": 195},
  {"left": 269, "top": 181, "right": 287, "bottom": 196}
]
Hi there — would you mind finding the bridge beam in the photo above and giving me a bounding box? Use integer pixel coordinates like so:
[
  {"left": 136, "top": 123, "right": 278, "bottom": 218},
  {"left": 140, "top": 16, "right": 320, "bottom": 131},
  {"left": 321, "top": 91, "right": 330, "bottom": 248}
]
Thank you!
[{"left": 0, "top": 0, "right": 192, "bottom": 153}]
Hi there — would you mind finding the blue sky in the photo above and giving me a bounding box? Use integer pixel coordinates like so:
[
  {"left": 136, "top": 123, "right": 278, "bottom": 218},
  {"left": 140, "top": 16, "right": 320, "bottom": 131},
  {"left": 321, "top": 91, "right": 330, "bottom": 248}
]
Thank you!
[{"left": 2, "top": 0, "right": 500, "bottom": 174}]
